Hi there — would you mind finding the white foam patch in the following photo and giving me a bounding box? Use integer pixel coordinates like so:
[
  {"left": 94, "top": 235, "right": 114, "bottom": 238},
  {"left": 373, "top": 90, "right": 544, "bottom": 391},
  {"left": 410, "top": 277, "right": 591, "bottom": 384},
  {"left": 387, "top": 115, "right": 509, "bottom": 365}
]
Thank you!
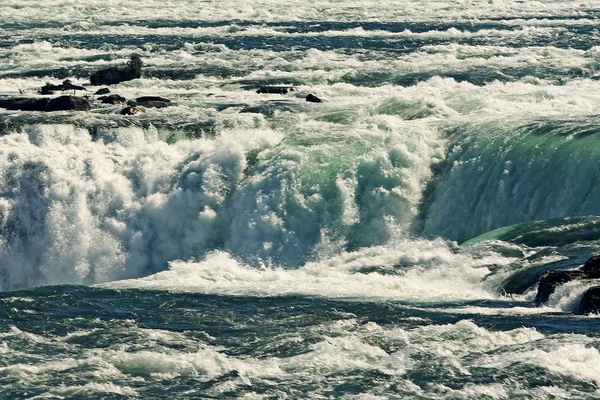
[{"left": 105, "top": 242, "right": 513, "bottom": 302}]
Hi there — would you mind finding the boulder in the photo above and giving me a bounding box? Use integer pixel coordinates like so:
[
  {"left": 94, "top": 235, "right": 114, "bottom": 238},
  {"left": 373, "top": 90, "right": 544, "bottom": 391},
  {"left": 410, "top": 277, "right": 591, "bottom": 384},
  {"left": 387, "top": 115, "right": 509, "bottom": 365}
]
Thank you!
[
  {"left": 306, "top": 94, "right": 322, "bottom": 103},
  {"left": 90, "top": 55, "right": 143, "bottom": 86},
  {"left": 582, "top": 256, "right": 600, "bottom": 273},
  {"left": 120, "top": 105, "right": 145, "bottom": 115},
  {"left": 47, "top": 96, "right": 91, "bottom": 111},
  {"left": 535, "top": 255, "right": 600, "bottom": 305},
  {"left": 256, "top": 86, "right": 295, "bottom": 94},
  {"left": 134, "top": 96, "right": 171, "bottom": 108},
  {"left": 40, "top": 79, "right": 86, "bottom": 95},
  {"left": 0, "top": 96, "right": 90, "bottom": 112},
  {"left": 94, "top": 88, "right": 110, "bottom": 95},
  {"left": 578, "top": 286, "right": 600, "bottom": 314},
  {"left": 0, "top": 97, "right": 50, "bottom": 111},
  {"left": 99, "top": 94, "right": 127, "bottom": 104},
  {"left": 535, "top": 270, "right": 586, "bottom": 304}
]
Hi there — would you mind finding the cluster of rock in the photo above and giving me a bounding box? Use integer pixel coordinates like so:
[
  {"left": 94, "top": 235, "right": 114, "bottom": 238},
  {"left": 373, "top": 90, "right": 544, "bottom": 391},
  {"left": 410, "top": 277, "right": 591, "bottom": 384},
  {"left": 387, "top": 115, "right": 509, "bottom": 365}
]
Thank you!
[
  {"left": 0, "top": 56, "right": 324, "bottom": 114},
  {"left": 0, "top": 56, "right": 174, "bottom": 114},
  {"left": 534, "top": 255, "right": 600, "bottom": 314}
]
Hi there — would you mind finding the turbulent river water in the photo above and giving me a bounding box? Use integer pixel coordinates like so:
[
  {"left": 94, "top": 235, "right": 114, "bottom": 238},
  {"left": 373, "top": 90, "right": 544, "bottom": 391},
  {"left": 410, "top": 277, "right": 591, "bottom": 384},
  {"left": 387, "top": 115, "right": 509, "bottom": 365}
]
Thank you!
[{"left": 3, "top": 0, "right": 600, "bottom": 398}]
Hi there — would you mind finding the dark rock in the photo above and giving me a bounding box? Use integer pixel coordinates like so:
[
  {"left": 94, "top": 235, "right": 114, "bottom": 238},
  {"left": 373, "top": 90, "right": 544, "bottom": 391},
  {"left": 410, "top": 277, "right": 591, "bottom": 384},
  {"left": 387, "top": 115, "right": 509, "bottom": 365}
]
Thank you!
[
  {"left": 578, "top": 286, "right": 600, "bottom": 314},
  {"left": 136, "top": 96, "right": 170, "bottom": 103},
  {"left": 134, "top": 96, "right": 171, "bottom": 109},
  {"left": 535, "top": 270, "right": 586, "bottom": 304},
  {"left": 40, "top": 79, "right": 86, "bottom": 95},
  {"left": 535, "top": 255, "right": 600, "bottom": 305},
  {"left": 90, "top": 55, "right": 143, "bottom": 86},
  {"left": 582, "top": 255, "right": 600, "bottom": 273},
  {"left": 256, "top": 86, "right": 295, "bottom": 94},
  {"left": 94, "top": 88, "right": 110, "bottom": 95},
  {"left": 47, "top": 96, "right": 91, "bottom": 111},
  {"left": 120, "top": 105, "right": 145, "bottom": 115},
  {"left": 306, "top": 94, "right": 322, "bottom": 103},
  {"left": 99, "top": 94, "right": 127, "bottom": 104},
  {"left": 0, "top": 97, "right": 51, "bottom": 111},
  {"left": 0, "top": 95, "right": 90, "bottom": 112}
]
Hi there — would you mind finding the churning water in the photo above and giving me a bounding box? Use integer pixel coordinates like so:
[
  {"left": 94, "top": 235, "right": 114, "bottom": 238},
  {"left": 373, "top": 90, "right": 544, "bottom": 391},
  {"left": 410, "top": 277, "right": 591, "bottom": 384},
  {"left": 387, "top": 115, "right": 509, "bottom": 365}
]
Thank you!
[{"left": 3, "top": 0, "right": 600, "bottom": 398}]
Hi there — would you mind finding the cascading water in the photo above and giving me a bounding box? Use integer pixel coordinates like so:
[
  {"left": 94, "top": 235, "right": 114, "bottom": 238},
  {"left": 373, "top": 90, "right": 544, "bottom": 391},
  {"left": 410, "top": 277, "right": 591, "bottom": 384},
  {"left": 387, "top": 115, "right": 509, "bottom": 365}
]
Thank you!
[{"left": 3, "top": 1, "right": 600, "bottom": 398}]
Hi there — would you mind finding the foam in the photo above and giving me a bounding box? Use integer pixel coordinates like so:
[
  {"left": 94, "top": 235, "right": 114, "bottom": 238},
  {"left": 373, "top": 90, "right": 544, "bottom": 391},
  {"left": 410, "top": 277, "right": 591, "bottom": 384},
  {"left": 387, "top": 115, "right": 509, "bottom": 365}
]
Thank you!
[{"left": 106, "top": 244, "right": 511, "bottom": 302}]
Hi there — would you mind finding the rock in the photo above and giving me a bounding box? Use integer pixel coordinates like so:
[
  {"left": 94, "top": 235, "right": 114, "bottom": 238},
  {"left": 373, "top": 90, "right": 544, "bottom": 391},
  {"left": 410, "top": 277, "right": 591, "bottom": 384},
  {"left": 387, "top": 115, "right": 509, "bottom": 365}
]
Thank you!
[
  {"left": 0, "top": 97, "right": 51, "bottom": 111},
  {"left": 120, "top": 105, "right": 145, "bottom": 115},
  {"left": 90, "top": 55, "right": 143, "bottom": 86},
  {"left": 40, "top": 79, "right": 86, "bottom": 95},
  {"left": 535, "top": 255, "right": 600, "bottom": 305},
  {"left": 0, "top": 95, "right": 90, "bottom": 112},
  {"left": 256, "top": 86, "right": 295, "bottom": 94},
  {"left": 94, "top": 88, "right": 110, "bottom": 95},
  {"left": 99, "top": 94, "right": 127, "bottom": 104},
  {"left": 134, "top": 96, "right": 171, "bottom": 108},
  {"left": 47, "top": 96, "right": 91, "bottom": 111},
  {"left": 535, "top": 270, "right": 586, "bottom": 304},
  {"left": 136, "top": 96, "right": 170, "bottom": 103},
  {"left": 306, "top": 94, "right": 322, "bottom": 103},
  {"left": 578, "top": 286, "right": 600, "bottom": 314},
  {"left": 582, "top": 255, "right": 600, "bottom": 273}
]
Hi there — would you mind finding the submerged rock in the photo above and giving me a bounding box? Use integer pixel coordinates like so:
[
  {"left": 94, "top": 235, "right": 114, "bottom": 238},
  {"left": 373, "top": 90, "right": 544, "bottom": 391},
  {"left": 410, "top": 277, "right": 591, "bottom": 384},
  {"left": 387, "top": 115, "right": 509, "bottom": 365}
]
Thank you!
[
  {"left": 578, "top": 286, "right": 600, "bottom": 314},
  {"left": 306, "top": 93, "right": 322, "bottom": 103},
  {"left": 90, "top": 55, "right": 143, "bottom": 86},
  {"left": 0, "top": 95, "right": 90, "bottom": 112}
]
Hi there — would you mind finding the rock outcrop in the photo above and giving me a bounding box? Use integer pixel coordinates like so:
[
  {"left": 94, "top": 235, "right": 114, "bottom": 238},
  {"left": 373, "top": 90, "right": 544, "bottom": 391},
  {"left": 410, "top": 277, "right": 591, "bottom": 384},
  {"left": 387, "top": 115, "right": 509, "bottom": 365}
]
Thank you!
[{"left": 90, "top": 55, "right": 143, "bottom": 86}]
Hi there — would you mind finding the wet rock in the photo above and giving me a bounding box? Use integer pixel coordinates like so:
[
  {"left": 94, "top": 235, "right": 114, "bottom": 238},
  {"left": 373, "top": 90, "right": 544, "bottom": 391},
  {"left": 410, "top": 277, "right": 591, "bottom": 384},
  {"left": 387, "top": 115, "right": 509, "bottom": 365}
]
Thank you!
[
  {"left": 306, "top": 94, "right": 322, "bottom": 103},
  {"left": 582, "top": 255, "right": 600, "bottom": 273},
  {"left": 99, "top": 94, "right": 127, "bottom": 104},
  {"left": 256, "top": 86, "right": 295, "bottom": 94},
  {"left": 535, "top": 270, "right": 586, "bottom": 304},
  {"left": 94, "top": 88, "right": 110, "bottom": 95},
  {"left": 578, "top": 286, "right": 600, "bottom": 314},
  {"left": 134, "top": 96, "right": 171, "bottom": 108},
  {"left": 40, "top": 79, "right": 86, "bottom": 95},
  {"left": 535, "top": 255, "right": 600, "bottom": 305},
  {"left": 121, "top": 105, "right": 145, "bottom": 115},
  {"left": 90, "top": 55, "right": 143, "bottom": 86},
  {"left": 0, "top": 95, "right": 90, "bottom": 112},
  {"left": 0, "top": 97, "right": 51, "bottom": 111},
  {"left": 47, "top": 96, "right": 91, "bottom": 111}
]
